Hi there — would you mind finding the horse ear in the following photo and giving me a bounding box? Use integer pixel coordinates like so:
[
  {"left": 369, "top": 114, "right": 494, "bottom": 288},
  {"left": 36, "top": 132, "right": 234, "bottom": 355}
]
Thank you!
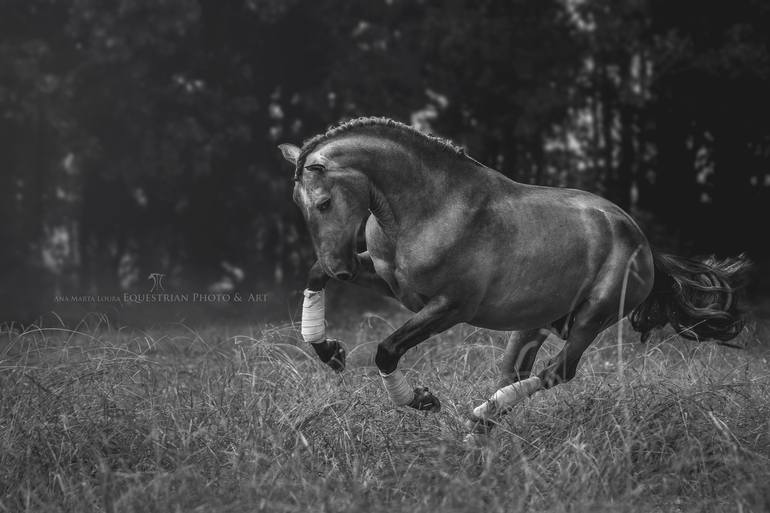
[{"left": 278, "top": 143, "right": 301, "bottom": 166}]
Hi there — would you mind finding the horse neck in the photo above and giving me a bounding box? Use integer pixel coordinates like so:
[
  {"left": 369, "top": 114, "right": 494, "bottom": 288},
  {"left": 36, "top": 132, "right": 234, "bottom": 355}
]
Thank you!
[{"left": 360, "top": 143, "right": 472, "bottom": 237}]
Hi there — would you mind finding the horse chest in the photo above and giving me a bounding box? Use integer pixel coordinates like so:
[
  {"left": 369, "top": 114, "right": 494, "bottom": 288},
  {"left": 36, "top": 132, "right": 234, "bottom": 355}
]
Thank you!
[
  {"left": 368, "top": 251, "right": 425, "bottom": 311},
  {"left": 366, "top": 245, "right": 428, "bottom": 313}
]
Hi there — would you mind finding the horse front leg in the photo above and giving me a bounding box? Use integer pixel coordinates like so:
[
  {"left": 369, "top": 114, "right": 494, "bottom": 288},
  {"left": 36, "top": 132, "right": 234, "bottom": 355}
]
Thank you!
[
  {"left": 301, "top": 252, "right": 395, "bottom": 372},
  {"left": 375, "top": 295, "right": 464, "bottom": 412},
  {"left": 301, "top": 261, "right": 346, "bottom": 371}
]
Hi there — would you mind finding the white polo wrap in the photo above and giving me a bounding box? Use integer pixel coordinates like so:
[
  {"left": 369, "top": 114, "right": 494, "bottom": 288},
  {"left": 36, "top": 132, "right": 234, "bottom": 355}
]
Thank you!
[
  {"left": 380, "top": 370, "right": 414, "bottom": 406},
  {"left": 472, "top": 376, "right": 543, "bottom": 419},
  {"left": 301, "top": 289, "right": 325, "bottom": 344}
]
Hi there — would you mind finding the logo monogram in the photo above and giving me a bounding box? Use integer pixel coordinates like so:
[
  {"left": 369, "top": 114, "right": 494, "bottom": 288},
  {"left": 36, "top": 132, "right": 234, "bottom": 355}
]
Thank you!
[{"left": 147, "top": 273, "right": 166, "bottom": 292}]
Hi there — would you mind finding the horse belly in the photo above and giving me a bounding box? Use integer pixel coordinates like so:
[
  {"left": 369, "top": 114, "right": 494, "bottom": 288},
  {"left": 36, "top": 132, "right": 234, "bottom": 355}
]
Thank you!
[
  {"left": 469, "top": 279, "right": 589, "bottom": 331},
  {"left": 469, "top": 301, "right": 571, "bottom": 331}
]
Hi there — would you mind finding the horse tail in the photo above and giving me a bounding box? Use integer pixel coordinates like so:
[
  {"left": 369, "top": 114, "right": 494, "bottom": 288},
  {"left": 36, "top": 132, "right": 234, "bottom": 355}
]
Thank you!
[{"left": 629, "top": 251, "right": 752, "bottom": 345}]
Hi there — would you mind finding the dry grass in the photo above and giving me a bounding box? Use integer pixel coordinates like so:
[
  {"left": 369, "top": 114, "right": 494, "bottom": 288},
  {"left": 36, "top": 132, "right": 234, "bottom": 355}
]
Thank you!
[{"left": 1, "top": 309, "right": 769, "bottom": 512}]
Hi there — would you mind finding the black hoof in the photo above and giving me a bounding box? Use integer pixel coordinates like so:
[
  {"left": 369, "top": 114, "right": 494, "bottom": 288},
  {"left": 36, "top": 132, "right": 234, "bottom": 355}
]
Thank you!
[
  {"left": 408, "top": 386, "right": 441, "bottom": 412},
  {"left": 464, "top": 413, "right": 496, "bottom": 435},
  {"left": 323, "top": 338, "right": 346, "bottom": 373}
]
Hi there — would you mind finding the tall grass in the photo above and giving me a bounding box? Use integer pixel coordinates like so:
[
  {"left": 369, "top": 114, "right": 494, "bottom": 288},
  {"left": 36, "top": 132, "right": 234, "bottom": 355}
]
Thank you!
[{"left": 1, "top": 310, "right": 769, "bottom": 512}]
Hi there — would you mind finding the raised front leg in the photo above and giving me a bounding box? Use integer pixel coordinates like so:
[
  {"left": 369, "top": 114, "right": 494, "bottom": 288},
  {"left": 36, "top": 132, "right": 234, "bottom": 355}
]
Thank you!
[
  {"left": 375, "top": 295, "right": 464, "bottom": 412},
  {"left": 301, "top": 253, "right": 395, "bottom": 372},
  {"left": 301, "top": 261, "right": 344, "bottom": 370}
]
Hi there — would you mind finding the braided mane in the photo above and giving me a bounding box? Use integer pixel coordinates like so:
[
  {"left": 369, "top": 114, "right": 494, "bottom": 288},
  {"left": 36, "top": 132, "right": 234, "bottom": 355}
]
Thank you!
[{"left": 296, "top": 117, "right": 466, "bottom": 172}]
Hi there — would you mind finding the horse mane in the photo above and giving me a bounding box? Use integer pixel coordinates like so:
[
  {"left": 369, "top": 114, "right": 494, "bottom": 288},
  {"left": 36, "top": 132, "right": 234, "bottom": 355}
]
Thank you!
[{"left": 297, "top": 117, "right": 466, "bottom": 169}]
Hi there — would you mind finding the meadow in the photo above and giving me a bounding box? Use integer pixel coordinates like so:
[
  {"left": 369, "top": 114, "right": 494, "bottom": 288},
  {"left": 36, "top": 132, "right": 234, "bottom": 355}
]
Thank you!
[{"left": 1, "top": 294, "right": 769, "bottom": 512}]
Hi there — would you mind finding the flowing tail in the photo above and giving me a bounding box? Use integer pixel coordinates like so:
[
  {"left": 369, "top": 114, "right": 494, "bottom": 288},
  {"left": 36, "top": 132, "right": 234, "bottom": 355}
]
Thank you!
[{"left": 629, "top": 251, "right": 752, "bottom": 345}]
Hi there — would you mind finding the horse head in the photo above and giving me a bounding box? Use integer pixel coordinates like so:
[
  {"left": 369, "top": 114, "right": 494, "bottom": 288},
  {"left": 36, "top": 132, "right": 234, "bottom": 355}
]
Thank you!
[{"left": 279, "top": 142, "right": 370, "bottom": 281}]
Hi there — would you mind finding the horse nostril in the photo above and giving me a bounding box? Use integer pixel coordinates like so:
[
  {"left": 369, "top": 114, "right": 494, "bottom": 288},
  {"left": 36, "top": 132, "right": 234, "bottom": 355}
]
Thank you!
[{"left": 334, "top": 271, "right": 353, "bottom": 281}]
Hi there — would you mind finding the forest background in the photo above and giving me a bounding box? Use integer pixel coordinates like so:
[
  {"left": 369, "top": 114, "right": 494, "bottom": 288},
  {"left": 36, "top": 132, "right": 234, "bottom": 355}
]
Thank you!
[{"left": 2, "top": 0, "right": 769, "bottom": 324}]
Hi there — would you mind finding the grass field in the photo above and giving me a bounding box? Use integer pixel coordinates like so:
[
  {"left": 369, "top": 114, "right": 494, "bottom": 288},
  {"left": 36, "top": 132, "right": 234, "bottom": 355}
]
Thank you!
[{"left": 2, "top": 299, "right": 770, "bottom": 512}]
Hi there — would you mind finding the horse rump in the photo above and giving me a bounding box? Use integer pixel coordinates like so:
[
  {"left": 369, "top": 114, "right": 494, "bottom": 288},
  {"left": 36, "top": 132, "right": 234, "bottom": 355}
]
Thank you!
[{"left": 629, "top": 251, "right": 752, "bottom": 345}]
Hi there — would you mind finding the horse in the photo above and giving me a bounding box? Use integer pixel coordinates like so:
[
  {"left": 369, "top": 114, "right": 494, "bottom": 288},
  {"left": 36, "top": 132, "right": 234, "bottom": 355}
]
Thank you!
[{"left": 279, "top": 117, "right": 749, "bottom": 437}]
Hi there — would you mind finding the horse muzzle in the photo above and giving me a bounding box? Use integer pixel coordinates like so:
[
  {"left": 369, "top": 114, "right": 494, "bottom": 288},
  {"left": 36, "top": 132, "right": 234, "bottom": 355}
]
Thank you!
[{"left": 326, "top": 258, "right": 359, "bottom": 282}]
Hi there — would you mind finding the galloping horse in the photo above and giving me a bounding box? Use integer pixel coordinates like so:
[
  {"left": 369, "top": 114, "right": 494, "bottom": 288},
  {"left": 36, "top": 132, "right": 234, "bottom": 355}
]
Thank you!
[{"left": 279, "top": 117, "right": 748, "bottom": 437}]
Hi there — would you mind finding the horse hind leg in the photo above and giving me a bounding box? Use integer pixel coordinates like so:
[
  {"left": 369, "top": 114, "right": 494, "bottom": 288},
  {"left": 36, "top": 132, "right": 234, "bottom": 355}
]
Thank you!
[
  {"left": 465, "top": 328, "right": 549, "bottom": 436},
  {"left": 464, "top": 314, "right": 604, "bottom": 444},
  {"left": 538, "top": 248, "right": 653, "bottom": 388},
  {"left": 538, "top": 297, "right": 614, "bottom": 388},
  {"left": 499, "top": 329, "right": 549, "bottom": 388},
  {"left": 464, "top": 303, "right": 611, "bottom": 441},
  {"left": 465, "top": 259, "right": 651, "bottom": 442}
]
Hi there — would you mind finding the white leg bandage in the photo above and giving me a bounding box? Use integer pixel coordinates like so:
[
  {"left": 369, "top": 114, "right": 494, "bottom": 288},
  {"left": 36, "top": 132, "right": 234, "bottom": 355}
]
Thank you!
[
  {"left": 472, "top": 376, "right": 543, "bottom": 419},
  {"left": 301, "top": 289, "right": 325, "bottom": 344},
  {"left": 380, "top": 370, "right": 414, "bottom": 406}
]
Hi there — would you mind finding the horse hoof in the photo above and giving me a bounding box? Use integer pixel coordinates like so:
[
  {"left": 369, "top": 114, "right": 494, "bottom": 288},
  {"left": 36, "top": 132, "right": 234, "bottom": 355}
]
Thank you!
[
  {"left": 409, "top": 386, "right": 441, "bottom": 412},
  {"left": 464, "top": 413, "right": 495, "bottom": 435},
  {"left": 463, "top": 432, "right": 488, "bottom": 448},
  {"left": 324, "top": 338, "right": 346, "bottom": 373}
]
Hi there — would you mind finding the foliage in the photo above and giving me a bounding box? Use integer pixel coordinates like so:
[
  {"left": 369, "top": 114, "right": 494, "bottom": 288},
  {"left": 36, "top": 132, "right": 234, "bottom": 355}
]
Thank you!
[{"left": 1, "top": 0, "right": 769, "bottom": 321}]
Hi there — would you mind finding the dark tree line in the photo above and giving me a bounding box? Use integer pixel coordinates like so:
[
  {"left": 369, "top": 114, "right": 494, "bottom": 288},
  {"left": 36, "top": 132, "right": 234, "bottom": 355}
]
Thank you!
[{"left": 1, "top": 0, "right": 769, "bottom": 321}]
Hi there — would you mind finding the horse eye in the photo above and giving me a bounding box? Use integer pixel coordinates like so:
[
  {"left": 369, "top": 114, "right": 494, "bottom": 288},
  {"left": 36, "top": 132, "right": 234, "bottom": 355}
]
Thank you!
[{"left": 317, "top": 198, "right": 331, "bottom": 212}]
